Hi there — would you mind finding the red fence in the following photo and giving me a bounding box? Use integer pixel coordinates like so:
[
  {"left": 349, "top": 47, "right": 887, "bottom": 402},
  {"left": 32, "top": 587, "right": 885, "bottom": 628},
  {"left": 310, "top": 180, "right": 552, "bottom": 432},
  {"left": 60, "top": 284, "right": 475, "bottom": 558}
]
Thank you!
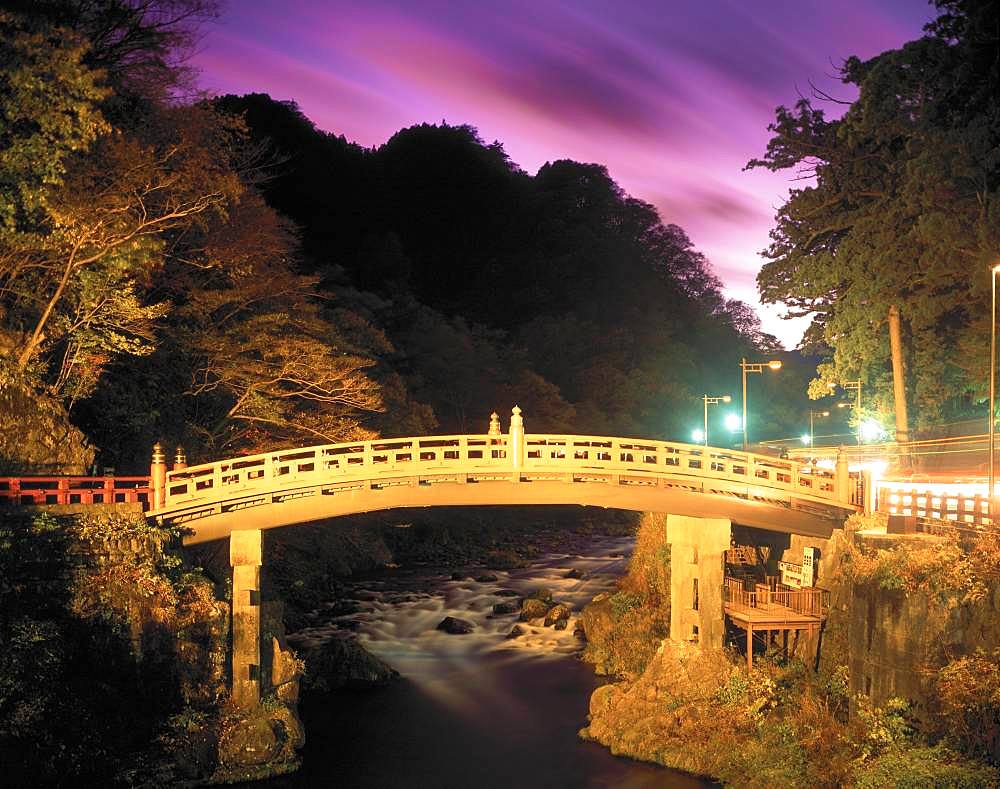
[{"left": 0, "top": 477, "right": 151, "bottom": 509}]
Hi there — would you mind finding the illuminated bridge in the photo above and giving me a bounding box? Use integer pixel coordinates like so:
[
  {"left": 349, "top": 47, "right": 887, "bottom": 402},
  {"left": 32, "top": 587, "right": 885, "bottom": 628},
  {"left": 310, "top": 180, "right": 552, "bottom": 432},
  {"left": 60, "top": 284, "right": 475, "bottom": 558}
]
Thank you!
[
  {"left": 0, "top": 407, "right": 870, "bottom": 706},
  {"left": 146, "top": 408, "right": 862, "bottom": 544},
  {"left": 0, "top": 408, "right": 865, "bottom": 543}
]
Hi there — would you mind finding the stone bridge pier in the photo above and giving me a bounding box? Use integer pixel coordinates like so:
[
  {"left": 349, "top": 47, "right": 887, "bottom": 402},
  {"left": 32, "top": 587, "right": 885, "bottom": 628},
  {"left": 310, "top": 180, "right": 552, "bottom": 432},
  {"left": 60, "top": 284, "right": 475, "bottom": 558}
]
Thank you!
[
  {"left": 230, "top": 529, "right": 263, "bottom": 708},
  {"left": 665, "top": 515, "right": 731, "bottom": 647}
]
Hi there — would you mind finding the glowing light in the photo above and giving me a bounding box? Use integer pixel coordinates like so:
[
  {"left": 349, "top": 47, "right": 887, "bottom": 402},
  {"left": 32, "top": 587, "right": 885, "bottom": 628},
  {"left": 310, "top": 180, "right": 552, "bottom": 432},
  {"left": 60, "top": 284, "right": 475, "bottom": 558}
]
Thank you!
[
  {"left": 721, "top": 395, "right": 732, "bottom": 403},
  {"left": 691, "top": 428, "right": 705, "bottom": 443},
  {"left": 801, "top": 434, "right": 811, "bottom": 445},
  {"left": 767, "top": 360, "right": 783, "bottom": 370},
  {"left": 724, "top": 413, "right": 741, "bottom": 431},
  {"left": 859, "top": 419, "right": 887, "bottom": 443}
]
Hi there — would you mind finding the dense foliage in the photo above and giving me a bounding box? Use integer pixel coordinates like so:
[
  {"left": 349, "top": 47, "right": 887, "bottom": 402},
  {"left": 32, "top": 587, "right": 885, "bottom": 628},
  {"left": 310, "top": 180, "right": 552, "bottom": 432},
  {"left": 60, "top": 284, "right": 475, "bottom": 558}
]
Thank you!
[{"left": 749, "top": 0, "right": 1000, "bottom": 429}]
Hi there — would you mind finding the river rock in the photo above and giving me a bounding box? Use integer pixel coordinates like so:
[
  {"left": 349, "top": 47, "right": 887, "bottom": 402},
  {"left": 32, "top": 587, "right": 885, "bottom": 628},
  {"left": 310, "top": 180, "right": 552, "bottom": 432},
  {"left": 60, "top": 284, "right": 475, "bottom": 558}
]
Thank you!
[
  {"left": 300, "top": 636, "right": 399, "bottom": 692},
  {"left": 495, "top": 589, "right": 520, "bottom": 597},
  {"left": 492, "top": 600, "right": 520, "bottom": 616},
  {"left": 520, "top": 597, "right": 552, "bottom": 621},
  {"left": 475, "top": 573, "right": 499, "bottom": 582},
  {"left": 530, "top": 587, "right": 554, "bottom": 602},
  {"left": 437, "top": 616, "right": 475, "bottom": 634},
  {"left": 507, "top": 624, "right": 528, "bottom": 639},
  {"left": 566, "top": 568, "right": 585, "bottom": 579},
  {"left": 451, "top": 571, "right": 468, "bottom": 581},
  {"left": 545, "top": 604, "right": 571, "bottom": 627}
]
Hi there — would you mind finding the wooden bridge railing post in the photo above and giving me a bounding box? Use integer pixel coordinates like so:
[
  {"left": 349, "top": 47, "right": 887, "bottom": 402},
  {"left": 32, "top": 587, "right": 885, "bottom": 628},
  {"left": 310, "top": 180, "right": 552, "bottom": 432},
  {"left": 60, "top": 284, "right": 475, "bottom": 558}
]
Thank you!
[
  {"left": 150, "top": 442, "right": 167, "bottom": 510},
  {"left": 835, "top": 447, "right": 851, "bottom": 505},
  {"left": 509, "top": 405, "right": 524, "bottom": 476}
]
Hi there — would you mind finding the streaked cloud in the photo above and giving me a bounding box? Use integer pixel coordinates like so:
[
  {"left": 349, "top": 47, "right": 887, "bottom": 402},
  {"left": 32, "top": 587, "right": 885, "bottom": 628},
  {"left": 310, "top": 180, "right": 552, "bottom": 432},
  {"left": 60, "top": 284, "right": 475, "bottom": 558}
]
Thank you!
[{"left": 193, "top": 0, "right": 935, "bottom": 347}]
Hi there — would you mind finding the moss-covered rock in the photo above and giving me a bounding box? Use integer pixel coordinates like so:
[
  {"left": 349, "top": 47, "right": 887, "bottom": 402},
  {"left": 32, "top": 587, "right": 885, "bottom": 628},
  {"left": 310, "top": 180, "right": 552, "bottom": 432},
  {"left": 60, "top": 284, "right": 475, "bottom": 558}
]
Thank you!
[
  {"left": 544, "top": 603, "right": 571, "bottom": 627},
  {"left": 212, "top": 703, "right": 303, "bottom": 782},
  {"left": 520, "top": 596, "right": 552, "bottom": 621},
  {"left": 299, "top": 637, "right": 399, "bottom": 692},
  {"left": 0, "top": 370, "right": 94, "bottom": 474}
]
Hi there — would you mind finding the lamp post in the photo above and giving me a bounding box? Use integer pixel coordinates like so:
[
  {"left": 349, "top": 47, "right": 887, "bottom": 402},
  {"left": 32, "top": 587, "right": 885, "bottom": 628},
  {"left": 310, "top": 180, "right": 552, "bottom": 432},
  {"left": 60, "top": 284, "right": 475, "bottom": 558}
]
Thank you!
[
  {"left": 740, "top": 358, "right": 782, "bottom": 450},
  {"left": 990, "top": 264, "right": 1000, "bottom": 523},
  {"left": 809, "top": 410, "right": 830, "bottom": 447},
  {"left": 702, "top": 394, "right": 732, "bottom": 447},
  {"left": 842, "top": 380, "right": 862, "bottom": 445}
]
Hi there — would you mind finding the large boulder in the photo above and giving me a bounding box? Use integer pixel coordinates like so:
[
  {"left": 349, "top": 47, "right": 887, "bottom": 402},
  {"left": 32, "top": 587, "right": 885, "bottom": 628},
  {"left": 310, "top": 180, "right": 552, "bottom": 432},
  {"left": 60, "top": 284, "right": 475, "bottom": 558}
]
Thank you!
[
  {"left": 0, "top": 371, "right": 93, "bottom": 474},
  {"left": 217, "top": 712, "right": 281, "bottom": 767},
  {"left": 545, "top": 604, "right": 571, "bottom": 627},
  {"left": 214, "top": 703, "right": 303, "bottom": 782},
  {"left": 300, "top": 637, "right": 399, "bottom": 692},
  {"left": 520, "top": 597, "right": 552, "bottom": 621},
  {"left": 437, "top": 616, "right": 475, "bottom": 634}
]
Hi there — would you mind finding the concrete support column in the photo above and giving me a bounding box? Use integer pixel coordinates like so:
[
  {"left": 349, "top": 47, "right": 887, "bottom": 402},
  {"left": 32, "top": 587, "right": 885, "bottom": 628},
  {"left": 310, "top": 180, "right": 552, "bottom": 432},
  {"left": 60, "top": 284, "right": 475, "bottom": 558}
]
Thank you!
[
  {"left": 665, "top": 515, "right": 731, "bottom": 649},
  {"left": 231, "top": 529, "right": 263, "bottom": 709}
]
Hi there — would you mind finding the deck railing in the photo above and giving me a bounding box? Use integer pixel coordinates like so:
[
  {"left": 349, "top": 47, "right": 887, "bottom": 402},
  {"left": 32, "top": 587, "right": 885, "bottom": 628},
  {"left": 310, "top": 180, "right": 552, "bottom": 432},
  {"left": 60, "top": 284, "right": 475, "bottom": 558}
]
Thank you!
[
  {"left": 723, "top": 576, "right": 829, "bottom": 618},
  {"left": 879, "top": 486, "right": 991, "bottom": 529}
]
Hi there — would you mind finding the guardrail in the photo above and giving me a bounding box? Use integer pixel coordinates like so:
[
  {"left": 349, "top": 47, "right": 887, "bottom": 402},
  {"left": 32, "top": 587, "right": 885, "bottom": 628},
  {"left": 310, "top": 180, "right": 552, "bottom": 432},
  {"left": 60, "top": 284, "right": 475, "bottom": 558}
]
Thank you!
[
  {"left": 0, "top": 477, "right": 151, "bottom": 507},
  {"left": 155, "top": 432, "right": 850, "bottom": 519}
]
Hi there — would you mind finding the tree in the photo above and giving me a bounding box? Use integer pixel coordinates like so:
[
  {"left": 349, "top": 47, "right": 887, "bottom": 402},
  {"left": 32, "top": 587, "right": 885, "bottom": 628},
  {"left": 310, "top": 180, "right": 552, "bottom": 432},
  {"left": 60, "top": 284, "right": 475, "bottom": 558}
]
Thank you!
[
  {"left": 749, "top": 1, "right": 1000, "bottom": 428},
  {"left": 3, "top": 104, "right": 241, "bottom": 377}
]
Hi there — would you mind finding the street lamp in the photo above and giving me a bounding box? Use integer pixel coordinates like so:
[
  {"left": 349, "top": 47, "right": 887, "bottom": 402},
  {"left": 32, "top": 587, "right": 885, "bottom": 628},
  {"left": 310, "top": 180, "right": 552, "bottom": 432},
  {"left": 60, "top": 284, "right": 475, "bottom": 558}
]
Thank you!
[
  {"left": 809, "top": 410, "right": 830, "bottom": 447},
  {"left": 702, "top": 394, "right": 732, "bottom": 446},
  {"left": 842, "top": 380, "right": 862, "bottom": 445},
  {"left": 740, "top": 358, "right": 782, "bottom": 450},
  {"left": 829, "top": 380, "right": 863, "bottom": 445},
  {"left": 990, "top": 263, "right": 1000, "bottom": 523}
]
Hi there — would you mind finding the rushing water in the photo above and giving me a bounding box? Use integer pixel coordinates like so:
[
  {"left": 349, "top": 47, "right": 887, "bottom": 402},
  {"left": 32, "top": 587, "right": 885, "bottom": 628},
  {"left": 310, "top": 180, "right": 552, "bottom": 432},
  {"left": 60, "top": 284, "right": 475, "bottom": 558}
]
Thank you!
[{"left": 268, "top": 535, "right": 713, "bottom": 788}]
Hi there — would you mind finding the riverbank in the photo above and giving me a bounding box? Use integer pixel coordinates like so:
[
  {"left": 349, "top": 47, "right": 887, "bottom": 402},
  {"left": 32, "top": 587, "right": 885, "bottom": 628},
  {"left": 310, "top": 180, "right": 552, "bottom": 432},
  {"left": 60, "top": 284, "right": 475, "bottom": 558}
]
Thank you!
[
  {"left": 578, "top": 513, "right": 1000, "bottom": 787},
  {"left": 0, "top": 508, "right": 303, "bottom": 786}
]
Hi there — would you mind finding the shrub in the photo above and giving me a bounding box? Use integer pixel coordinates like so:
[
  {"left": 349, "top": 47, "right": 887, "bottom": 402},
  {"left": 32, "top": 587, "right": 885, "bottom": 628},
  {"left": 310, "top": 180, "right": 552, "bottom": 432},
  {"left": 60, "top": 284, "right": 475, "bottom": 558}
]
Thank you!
[
  {"left": 854, "top": 745, "right": 999, "bottom": 788},
  {"left": 934, "top": 649, "right": 1000, "bottom": 763}
]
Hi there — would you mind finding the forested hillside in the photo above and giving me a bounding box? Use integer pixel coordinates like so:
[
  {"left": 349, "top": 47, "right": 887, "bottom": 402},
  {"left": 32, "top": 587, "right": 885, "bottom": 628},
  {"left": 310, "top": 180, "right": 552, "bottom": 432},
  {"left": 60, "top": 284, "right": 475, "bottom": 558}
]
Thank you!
[{"left": 1, "top": 1, "right": 796, "bottom": 477}]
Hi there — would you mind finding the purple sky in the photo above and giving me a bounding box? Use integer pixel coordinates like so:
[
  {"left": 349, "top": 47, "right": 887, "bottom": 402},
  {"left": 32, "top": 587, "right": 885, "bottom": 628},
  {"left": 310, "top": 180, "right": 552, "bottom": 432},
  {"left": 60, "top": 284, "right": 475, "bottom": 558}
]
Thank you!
[{"left": 193, "top": 0, "right": 937, "bottom": 348}]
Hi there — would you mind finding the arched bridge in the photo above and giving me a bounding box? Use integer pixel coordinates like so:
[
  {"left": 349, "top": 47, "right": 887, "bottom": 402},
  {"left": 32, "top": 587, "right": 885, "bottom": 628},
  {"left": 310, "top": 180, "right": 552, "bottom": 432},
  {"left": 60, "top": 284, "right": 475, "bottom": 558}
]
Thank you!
[{"left": 149, "top": 410, "right": 862, "bottom": 544}]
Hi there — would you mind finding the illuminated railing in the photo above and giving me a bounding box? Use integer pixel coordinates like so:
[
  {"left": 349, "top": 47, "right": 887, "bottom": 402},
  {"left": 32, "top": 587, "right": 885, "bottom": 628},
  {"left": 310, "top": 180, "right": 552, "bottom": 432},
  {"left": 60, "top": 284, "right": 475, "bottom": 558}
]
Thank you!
[
  {"left": 155, "top": 432, "right": 850, "bottom": 523},
  {"left": 0, "top": 476, "right": 151, "bottom": 508},
  {"left": 879, "top": 486, "right": 991, "bottom": 528},
  {"left": 722, "top": 576, "right": 829, "bottom": 619}
]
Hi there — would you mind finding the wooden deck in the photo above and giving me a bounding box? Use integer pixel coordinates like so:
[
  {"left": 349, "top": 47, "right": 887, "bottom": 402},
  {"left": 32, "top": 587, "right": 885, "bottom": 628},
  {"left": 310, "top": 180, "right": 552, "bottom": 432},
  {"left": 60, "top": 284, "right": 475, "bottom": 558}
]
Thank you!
[{"left": 722, "top": 578, "right": 828, "bottom": 669}]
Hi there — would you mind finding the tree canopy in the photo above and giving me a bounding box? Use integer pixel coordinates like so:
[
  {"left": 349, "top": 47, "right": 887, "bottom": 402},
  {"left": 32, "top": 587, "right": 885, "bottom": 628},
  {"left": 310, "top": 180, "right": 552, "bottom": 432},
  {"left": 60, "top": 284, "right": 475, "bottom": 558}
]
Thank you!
[
  {"left": 749, "top": 0, "right": 1000, "bottom": 429},
  {"left": 3, "top": 1, "right": 809, "bottom": 473}
]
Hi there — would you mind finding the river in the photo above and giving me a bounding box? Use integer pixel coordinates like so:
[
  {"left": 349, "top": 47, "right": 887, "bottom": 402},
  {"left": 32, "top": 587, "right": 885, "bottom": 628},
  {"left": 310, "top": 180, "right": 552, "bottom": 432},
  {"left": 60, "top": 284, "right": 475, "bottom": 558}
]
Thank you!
[{"left": 267, "top": 535, "right": 714, "bottom": 788}]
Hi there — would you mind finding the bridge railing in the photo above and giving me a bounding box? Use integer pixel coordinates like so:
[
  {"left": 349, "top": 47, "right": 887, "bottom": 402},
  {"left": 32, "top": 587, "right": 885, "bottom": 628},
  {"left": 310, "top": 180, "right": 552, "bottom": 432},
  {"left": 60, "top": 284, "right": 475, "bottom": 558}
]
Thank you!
[
  {"left": 156, "top": 432, "right": 846, "bottom": 514},
  {"left": 521, "top": 435, "right": 839, "bottom": 499},
  {"left": 0, "top": 476, "right": 151, "bottom": 507}
]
